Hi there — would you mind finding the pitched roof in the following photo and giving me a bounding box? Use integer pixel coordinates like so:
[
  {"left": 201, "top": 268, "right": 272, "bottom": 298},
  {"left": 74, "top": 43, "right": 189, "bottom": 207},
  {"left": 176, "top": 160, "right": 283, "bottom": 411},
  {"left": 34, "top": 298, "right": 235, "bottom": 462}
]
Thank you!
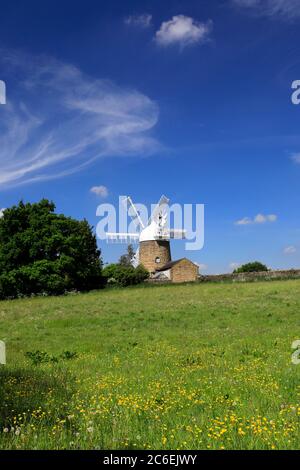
[{"left": 155, "top": 258, "right": 197, "bottom": 272}]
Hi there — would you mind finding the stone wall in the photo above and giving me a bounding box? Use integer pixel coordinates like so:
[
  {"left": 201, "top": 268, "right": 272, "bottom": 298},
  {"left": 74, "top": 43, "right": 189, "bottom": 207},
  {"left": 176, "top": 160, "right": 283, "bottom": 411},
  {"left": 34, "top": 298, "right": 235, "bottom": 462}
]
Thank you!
[{"left": 199, "top": 269, "right": 300, "bottom": 283}]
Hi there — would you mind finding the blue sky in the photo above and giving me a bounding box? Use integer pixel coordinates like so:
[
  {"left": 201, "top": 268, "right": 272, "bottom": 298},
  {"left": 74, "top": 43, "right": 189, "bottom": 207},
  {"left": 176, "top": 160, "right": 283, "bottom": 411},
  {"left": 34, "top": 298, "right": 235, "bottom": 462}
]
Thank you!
[{"left": 0, "top": 0, "right": 300, "bottom": 273}]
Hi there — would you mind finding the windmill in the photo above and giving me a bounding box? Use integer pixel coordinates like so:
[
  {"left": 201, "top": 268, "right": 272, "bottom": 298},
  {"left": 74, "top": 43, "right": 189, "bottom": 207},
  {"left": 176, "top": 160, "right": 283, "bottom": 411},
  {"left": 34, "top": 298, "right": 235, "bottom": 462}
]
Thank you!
[{"left": 106, "top": 195, "right": 186, "bottom": 272}]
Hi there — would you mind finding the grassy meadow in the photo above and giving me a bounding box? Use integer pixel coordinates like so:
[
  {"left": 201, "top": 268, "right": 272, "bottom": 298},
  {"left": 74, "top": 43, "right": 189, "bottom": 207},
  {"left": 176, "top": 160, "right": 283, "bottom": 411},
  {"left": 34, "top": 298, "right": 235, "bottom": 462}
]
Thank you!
[{"left": 1, "top": 279, "right": 300, "bottom": 450}]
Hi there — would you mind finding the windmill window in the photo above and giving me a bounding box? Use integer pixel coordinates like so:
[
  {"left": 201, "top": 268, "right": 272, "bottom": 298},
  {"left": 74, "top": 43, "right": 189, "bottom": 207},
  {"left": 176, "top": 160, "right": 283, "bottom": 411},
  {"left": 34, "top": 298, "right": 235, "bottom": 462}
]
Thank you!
[{"left": 155, "top": 257, "right": 161, "bottom": 264}]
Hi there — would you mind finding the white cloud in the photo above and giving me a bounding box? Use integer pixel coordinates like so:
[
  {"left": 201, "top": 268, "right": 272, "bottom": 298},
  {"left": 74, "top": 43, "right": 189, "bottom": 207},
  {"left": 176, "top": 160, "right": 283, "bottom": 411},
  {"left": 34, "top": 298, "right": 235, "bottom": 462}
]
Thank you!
[
  {"left": 155, "top": 15, "right": 212, "bottom": 49},
  {"left": 235, "top": 217, "right": 252, "bottom": 225},
  {"left": 125, "top": 14, "right": 152, "bottom": 28},
  {"left": 284, "top": 245, "right": 297, "bottom": 254},
  {"left": 232, "top": 0, "right": 300, "bottom": 19},
  {"left": 291, "top": 152, "right": 300, "bottom": 164},
  {"left": 235, "top": 214, "right": 277, "bottom": 225},
  {"left": 255, "top": 213, "right": 277, "bottom": 223},
  {"left": 254, "top": 213, "right": 267, "bottom": 223},
  {"left": 0, "top": 208, "right": 5, "bottom": 218},
  {"left": 0, "top": 50, "right": 160, "bottom": 187},
  {"left": 90, "top": 185, "right": 108, "bottom": 198}
]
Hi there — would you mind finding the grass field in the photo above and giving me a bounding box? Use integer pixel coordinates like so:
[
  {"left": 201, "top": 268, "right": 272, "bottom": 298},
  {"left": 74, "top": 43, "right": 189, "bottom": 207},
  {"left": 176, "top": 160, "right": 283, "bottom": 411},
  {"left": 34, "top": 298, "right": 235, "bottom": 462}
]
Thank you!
[{"left": 1, "top": 279, "right": 300, "bottom": 450}]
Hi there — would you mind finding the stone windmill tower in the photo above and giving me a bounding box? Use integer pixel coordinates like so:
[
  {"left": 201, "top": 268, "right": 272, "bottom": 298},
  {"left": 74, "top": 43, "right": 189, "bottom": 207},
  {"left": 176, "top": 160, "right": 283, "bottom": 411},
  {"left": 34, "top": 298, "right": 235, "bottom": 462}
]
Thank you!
[{"left": 106, "top": 195, "right": 186, "bottom": 273}]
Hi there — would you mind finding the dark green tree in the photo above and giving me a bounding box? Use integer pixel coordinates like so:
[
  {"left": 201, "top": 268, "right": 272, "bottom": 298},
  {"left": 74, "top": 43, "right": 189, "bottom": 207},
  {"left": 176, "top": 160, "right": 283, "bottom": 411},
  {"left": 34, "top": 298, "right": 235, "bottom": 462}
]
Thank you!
[
  {"left": 233, "top": 261, "right": 268, "bottom": 274},
  {"left": 0, "top": 200, "right": 103, "bottom": 298}
]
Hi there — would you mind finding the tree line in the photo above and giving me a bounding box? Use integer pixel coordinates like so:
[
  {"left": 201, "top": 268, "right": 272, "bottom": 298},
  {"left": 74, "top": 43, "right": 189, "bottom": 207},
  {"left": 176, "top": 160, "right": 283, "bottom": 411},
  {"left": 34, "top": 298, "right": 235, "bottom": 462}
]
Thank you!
[{"left": 0, "top": 200, "right": 148, "bottom": 300}]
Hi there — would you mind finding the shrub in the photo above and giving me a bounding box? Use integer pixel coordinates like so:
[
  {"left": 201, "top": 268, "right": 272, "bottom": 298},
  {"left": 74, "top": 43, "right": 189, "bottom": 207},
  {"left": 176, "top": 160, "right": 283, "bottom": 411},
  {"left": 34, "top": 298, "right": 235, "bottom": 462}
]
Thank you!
[
  {"left": 233, "top": 261, "right": 269, "bottom": 274},
  {"left": 25, "top": 350, "right": 78, "bottom": 366},
  {"left": 102, "top": 263, "right": 149, "bottom": 287},
  {"left": 134, "top": 265, "right": 149, "bottom": 283}
]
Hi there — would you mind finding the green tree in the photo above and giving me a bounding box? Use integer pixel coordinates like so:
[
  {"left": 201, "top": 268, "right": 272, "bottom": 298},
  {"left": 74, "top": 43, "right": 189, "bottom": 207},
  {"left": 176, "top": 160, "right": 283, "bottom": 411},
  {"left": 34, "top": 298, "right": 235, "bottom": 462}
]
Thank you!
[
  {"left": 233, "top": 261, "right": 269, "bottom": 274},
  {"left": 0, "top": 200, "right": 103, "bottom": 298},
  {"left": 119, "top": 244, "right": 136, "bottom": 267}
]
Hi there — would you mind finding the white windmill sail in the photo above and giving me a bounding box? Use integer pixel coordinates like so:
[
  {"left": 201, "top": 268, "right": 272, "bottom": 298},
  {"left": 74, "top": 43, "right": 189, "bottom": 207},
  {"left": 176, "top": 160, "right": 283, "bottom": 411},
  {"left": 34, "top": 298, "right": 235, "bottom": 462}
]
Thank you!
[
  {"left": 131, "top": 247, "right": 140, "bottom": 268},
  {"left": 106, "top": 197, "right": 143, "bottom": 244},
  {"left": 123, "top": 196, "right": 145, "bottom": 230},
  {"left": 106, "top": 232, "right": 139, "bottom": 243},
  {"left": 167, "top": 228, "right": 186, "bottom": 239},
  {"left": 146, "top": 195, "right": 186, "bottom": 240},
  {"left": 139, "top": 195, "right": 169, "bottom": 241},
  {"left": 148, "top": 195, "right": 169, "bottom": 226}
]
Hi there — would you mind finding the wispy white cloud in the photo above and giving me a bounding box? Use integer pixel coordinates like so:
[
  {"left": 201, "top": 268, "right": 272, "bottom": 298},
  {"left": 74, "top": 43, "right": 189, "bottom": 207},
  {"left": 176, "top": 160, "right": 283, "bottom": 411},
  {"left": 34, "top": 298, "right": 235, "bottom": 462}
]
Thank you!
[
  {"left": 235, "top": 213, "right": 277, "bottom": 225},
  {"left": 284, "top": 245, "right": 297, "bottom": 254},
  {"left": 90, "top": 185, "right": 108, "bottom": 198},
  {"left": 0, "top": 50, "right": 160, "bottom": 187},
  {"left": 0, "top": 208, "right": 5, "bottom": 218},
  {"left": 155, "top": 15, "right": 212, "bottom": 49},
  {"left": 290, "top": 152, "right": 300, "bottom": 164},
  {"left": 232, "top": 0, "right": 300, "bottom": 19},
  {"left": 124, "top": 14, "right": 152, "bottom": 28}
]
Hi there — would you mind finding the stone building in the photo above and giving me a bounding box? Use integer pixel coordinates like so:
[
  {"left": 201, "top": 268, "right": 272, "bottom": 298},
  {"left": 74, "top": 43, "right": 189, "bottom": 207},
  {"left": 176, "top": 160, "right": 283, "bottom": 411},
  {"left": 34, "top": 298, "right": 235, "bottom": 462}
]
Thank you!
[
  {"left": 154, "top": 258, "right": 199, "bottom": 283},
  {"left": 139, "top": 239, "right": 199, "bottom": 283}
]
